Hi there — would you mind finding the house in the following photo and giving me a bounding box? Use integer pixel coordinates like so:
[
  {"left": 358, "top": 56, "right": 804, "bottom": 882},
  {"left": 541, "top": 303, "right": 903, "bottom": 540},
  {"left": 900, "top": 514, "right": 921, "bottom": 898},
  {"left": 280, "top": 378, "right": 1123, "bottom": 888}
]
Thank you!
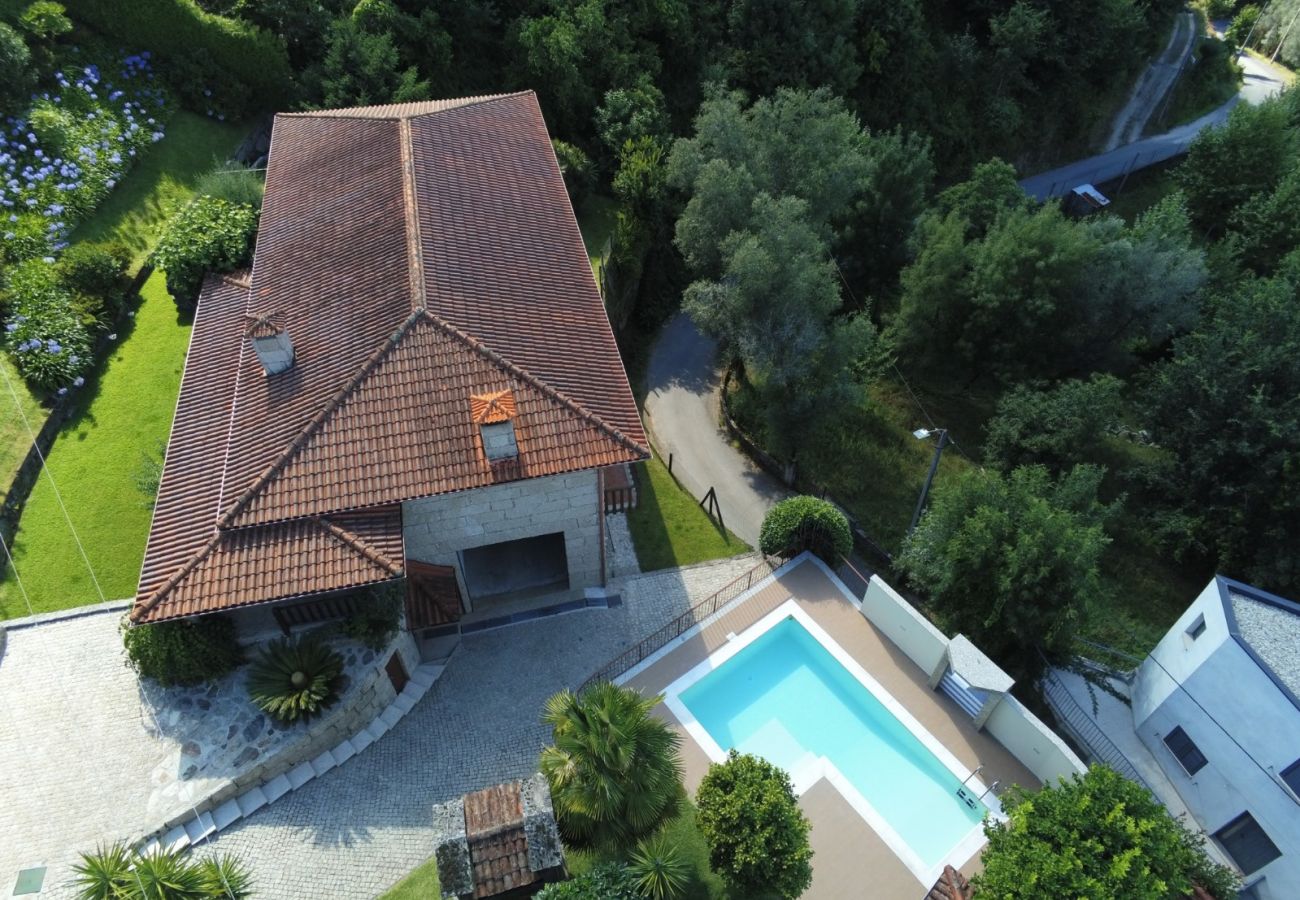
[
  {"left": 1129, "top": 576, "right": 1300, "bottom": 898},
  {"left": 131, "top": 92, "right": 649, "bottom": 641}
]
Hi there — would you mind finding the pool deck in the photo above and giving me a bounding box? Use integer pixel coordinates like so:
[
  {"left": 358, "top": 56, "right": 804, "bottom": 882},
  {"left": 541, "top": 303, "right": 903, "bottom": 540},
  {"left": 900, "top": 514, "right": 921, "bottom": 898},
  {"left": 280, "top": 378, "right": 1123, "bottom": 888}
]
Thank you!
[{"left": 623, "top": 556, "right": 1039, "bottom": 899}]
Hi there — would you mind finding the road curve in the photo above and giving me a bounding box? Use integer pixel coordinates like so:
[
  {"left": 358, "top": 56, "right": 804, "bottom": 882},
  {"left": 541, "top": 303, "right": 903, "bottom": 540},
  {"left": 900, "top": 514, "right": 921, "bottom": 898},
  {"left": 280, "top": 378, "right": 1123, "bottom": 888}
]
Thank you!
[
  {"left": 1104, "top": 11, "right": 1198, "bottom": 152},
  {"left": 642, "top": 312, "right": 787, "bottom": 549}
]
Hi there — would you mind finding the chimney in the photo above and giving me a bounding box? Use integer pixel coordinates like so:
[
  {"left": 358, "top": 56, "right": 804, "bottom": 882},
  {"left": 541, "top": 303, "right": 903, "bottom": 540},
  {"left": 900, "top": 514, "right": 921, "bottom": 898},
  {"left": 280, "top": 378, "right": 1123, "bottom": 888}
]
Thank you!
[{"left": 246, "top": 314, "right": 294, "bottom": 375}]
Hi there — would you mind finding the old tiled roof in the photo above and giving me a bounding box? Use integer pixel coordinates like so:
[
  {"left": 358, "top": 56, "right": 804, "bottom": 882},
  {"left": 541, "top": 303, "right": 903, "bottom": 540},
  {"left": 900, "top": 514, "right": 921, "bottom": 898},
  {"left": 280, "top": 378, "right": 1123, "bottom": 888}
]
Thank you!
[
  {"left": 133, "top": 91, "right": 648, "bottom": 624},
  {"left": 925, "top": 865, "right": 972, "bottom": 900},
  {"left": 464, "top": 781, "right": 537, "bottom": 898}
]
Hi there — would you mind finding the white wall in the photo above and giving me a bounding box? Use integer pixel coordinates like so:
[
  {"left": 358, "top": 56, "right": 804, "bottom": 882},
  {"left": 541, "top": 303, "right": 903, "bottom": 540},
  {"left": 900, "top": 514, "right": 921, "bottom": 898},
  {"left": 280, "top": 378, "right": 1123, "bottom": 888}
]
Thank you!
[
  {"left": 1134, "top": 637, "right": 1300, "bottom": 899},
  {"left": 1132, "top": 579, "right": 1230, "bottom": 724},
  {"left": 403, "top": 470, "right": 601, "bottom": 606},
  {"left": 861, "top": 575, "right": 948, "bottom": 674}
]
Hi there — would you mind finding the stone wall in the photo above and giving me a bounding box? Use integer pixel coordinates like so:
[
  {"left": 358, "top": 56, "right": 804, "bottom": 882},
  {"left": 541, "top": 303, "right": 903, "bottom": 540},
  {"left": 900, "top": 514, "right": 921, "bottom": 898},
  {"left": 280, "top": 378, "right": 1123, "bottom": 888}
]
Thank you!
[
  {"left": 148, "top": 628, "right": 422, "bottom": 839},
  {"left": 403, "top": 471, "right": 601, "bottom": 607}
]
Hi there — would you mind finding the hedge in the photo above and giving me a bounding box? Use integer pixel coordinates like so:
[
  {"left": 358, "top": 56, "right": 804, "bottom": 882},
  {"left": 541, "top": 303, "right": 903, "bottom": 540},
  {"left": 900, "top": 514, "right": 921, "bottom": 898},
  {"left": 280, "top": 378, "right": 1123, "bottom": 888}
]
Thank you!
[
  {"left": 759, "top": 495, "right": 852, "bottom": 564},
  {"left": 61, "top": 0, "right": 293, "bottom": 110}
]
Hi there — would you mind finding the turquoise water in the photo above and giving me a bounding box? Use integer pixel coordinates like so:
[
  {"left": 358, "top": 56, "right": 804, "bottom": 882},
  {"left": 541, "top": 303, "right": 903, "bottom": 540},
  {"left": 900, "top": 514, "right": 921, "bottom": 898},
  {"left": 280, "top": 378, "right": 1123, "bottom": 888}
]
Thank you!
[{"left": 679, "top": 616, "right": 985, "bottom": 867}]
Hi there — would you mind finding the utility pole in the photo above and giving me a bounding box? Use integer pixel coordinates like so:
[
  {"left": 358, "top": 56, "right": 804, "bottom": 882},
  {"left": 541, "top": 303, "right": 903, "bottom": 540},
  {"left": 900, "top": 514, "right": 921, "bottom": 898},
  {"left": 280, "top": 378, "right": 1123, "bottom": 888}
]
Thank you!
[
  {"left": 908, "top": 428, "right": 949, "bottom": 535},
  {"left": 1272, "top": 6, "right": 1300, "bottom": 62}
]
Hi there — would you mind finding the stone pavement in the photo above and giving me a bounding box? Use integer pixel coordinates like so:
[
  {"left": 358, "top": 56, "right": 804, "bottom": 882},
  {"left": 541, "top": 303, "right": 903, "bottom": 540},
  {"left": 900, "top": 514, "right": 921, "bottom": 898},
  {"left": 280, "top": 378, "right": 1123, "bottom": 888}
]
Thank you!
[{"left": 190, "top": 554, "right": 762, "bottom": 900}]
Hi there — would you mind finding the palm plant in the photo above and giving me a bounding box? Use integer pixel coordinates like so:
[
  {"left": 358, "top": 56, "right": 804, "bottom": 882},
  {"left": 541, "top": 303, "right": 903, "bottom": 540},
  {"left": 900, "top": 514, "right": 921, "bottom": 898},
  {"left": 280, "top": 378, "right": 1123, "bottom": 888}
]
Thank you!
[
  {"left": 73, "top": 844, "right": 252, "bottom": 900},
  {"left": 246, "top": 635, "right": 344, "bottom": 724},
  {"left": 129, "top": 848, "right": 209, "bottom": 900},
  {"left": 629, "top": 832, "right": 690, "bottom": 900},
  {"left": 539, "top": 682, "right": 683, "bottom": 850},
  {"left": 196, "top": 855, "right": 253, "bottom": 900},
  {"left": 73, "top": 841, "right": 134, "bottom": 900}
]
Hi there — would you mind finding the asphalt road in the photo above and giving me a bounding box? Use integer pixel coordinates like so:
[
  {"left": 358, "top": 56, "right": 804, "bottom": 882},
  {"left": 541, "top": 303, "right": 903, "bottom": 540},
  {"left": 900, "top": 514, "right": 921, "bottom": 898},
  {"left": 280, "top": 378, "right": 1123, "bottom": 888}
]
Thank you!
[
  {"left": 642, "top": 312, "right": 787, "bottom": 549},
  {"left": 1020, "top": 52, "right": 1287, "bottom": 201},
  {"left": 1105, "top": 11, "right": 1199, "bottom": 152}
]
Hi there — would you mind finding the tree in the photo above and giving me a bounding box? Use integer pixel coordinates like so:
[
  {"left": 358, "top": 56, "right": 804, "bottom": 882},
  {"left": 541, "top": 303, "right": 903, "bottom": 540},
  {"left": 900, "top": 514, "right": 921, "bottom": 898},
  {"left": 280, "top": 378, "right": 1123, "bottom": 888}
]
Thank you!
[
  {"left": 696, "top": 751, "right": 813, "bottom": 900},
  {"left": 539, "top": 683, "right": 683, "bottom": 850},
  {"left": 984, "top": 375, "right": 1125, "bottom": 473},
  {"left": 975, "top": 766, "right": 1239, "bottom": 899},
  {"left": 1227, "top": 4, "right": 1261, "bottom": 47},
  {"left": 1225, "top": 159, "right": 1300, "bottom": 274},
  {"left": 595, "top": 76, "right": 670, "bottom": 161},
  {"left": 1139, "top": 271, "right": 1300, "bottom": 592},
  {"left": 313, "top": 16, "right": 429, "bottom": 109},
  {"left": 0, "top": 23, "right": 33, "bottom": 114},
  {"left": 724, "top": 0, "right": 862, "bottom": 98},
  {"left": 897, "top": 464, "right": 1113, "bottom": 680}
]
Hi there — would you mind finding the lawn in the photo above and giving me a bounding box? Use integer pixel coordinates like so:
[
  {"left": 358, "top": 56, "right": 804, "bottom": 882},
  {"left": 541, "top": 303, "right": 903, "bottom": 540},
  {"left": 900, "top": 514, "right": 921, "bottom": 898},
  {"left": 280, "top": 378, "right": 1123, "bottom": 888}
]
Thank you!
[
  {"left": 0, "top": 272, "right": 191, "bottom": 617},
  {"left": 577, "top": 193, "right": 618, "bottom": 288},
  {"left": 625, "top": 459, "right": 750, "bottom": 572},
  {"left": 567, "top": 801, "right": 727, "bottom": 900},
  {"left": 377, "top": 857, "right": 440, "bottom": 900}
]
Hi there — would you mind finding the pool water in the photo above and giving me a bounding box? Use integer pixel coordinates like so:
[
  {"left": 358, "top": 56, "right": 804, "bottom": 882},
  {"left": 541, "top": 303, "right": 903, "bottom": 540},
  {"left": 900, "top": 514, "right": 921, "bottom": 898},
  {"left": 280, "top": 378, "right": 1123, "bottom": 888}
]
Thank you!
[{"left": 678, "top": 615, "right": 986, "bottom": 868}]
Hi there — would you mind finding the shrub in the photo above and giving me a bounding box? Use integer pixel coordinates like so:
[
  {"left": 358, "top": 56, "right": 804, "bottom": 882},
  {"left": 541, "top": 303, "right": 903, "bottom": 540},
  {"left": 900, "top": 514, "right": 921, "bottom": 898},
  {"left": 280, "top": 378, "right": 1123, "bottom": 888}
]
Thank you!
[
  {"left": 163, "top": 45, "right": 254, "bottom": 120},
  {"left": 759, "top": 494, "right": 852, "bottom": 563},
  {"left": 339, "top": 581, "right": 403, "bottom": 650},
  {"left": 150, "top": 196, "right": 258, "bottom": 309},
  {"left": 18, "top": 2, "right": 73, "bottom": 42},
  {"left": 247, "top": 636, "right": 345, "bottom": 724},
  {"left": 73, "top": 843, "right": 253, "bottom": 899},
  {"left": 552, "top": 139, "right": 594, "bottom": 205},
  {"left": 695, "top": 750, "right": 813, "bottom": 900},
  {"left": 628, "top": 832, "right": 690, "bottom": 900},
  {"left": 194, "top": 163, "right": 264, "bottom": 208},
  {"left": 0, "top": 23, "right": 33, "bottom": 113},
  {"left": 27, "top": 103, "right": 76, "bottom": 157},
  {"left": 983, "top": 375, "right": 1125, "bottom": 473},
  {"left": 56, "top": 242, "right": 132, "bottom": 324},
  {"left": 540, "top": 682, "right": 684, "bottom": 850},
  {"left": 535, "top": 863, "right": 639, "bottom": 900},
  {"left": 3, "top": 257, "right": 94, "bottom": 390},
  {"left": 121, "top": 614, "right": 243, "bottom": 686}
]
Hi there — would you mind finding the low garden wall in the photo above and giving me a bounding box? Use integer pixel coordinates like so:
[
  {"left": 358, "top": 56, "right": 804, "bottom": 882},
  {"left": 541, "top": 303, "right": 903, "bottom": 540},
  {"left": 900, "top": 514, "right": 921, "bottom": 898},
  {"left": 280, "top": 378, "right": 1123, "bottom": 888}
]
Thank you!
[{"left": 858, "top": 573, "right": 1087, "bottom": 785}]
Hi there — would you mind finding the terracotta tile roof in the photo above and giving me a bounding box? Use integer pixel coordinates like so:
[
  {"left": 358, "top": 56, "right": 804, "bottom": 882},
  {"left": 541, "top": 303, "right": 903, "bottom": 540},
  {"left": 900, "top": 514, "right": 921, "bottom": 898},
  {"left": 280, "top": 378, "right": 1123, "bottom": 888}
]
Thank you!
[
  {"left": 133, "top": 91, "right": 648, "bottom": 624},
  {"left": 471, "top": 389, "right": 516, "bottom": 425},
  {"left": 925, "top": 865, "right": 972, "bottom": 900},
  {"left": 463, "top": 781, "right": 537, "bottom": 898}
]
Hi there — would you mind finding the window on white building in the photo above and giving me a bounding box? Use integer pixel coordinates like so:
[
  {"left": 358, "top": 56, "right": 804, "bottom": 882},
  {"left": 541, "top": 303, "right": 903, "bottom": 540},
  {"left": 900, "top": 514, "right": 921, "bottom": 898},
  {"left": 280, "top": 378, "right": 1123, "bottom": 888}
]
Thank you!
[
  {"left": 1281, "top": 759, "right": 1300, "bottom": 797},
  {"left": 1185, "top": 613, "right": 1207, "bottom": 642},
  {"left": 1214, "top": 812, "right": 1281, "bottom": 875},
  {"left": 1163, "top": 726, "right": 1208, "bottom": 775}
]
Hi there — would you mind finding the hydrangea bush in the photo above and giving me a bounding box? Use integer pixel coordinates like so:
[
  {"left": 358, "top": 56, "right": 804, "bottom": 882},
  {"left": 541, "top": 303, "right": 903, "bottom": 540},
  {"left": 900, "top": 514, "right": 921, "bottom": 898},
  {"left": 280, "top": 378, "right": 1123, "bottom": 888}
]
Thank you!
[{"left": 3, "top": 256, "right": 93, "bottom": 390}]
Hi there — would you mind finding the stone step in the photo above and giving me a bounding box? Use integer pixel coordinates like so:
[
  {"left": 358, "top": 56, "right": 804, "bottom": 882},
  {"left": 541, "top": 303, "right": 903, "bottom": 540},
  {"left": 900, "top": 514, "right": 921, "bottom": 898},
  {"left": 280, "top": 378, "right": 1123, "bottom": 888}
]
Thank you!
[
  {"left": 410, "top": 665, "right": 442, "bottom": 689},
  {"left": 139, "top": 839, "right": 161, "bottom": 857},
  {"left": 332, "top": 738, "right": 357, "bottom": 766},
  {"left": 393, "top": 692, "right": 417, "bottom": 714},
  {"left": 309, "top": 750, "right": 337, "bottom": 777},
  {"left": 366, "top": 719, "right": 390, "bottom": 742},
  {"left": 212, "top": 798, "right": 243, "bottom": 832},
  {"left": 262, "top": 773, "right": 293, "bottom": 804},
  {"left": 286, "top": 761, "right": 315, "bottom": 790},
  {"left": 350, "top": 728, "right": 376, "bottom": 756},
  {"left": 236, "top": 786, "right": 268, "bottom": 817},
  {"left": 184, "top": 811, "right": 217, "bottom": 844},
  {"left": 400, "top": 680, "right": 427, "bottom": 702},
  {"left": 379, "top": 705, "right": 403, "bottom": 729},
  {"left": 161, "top": 825, "right": 190, "bottom": 854}
]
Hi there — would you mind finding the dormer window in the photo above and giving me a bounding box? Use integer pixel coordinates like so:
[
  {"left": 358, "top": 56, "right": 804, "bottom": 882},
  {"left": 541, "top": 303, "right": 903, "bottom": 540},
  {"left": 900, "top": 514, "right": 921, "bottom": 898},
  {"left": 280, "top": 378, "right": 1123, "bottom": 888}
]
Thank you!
[
  {"left": 471, "top": 388, "right": 519, "bottom": 462},
  {"left": 245, "top": 313, "right": 294, "bottom": 375}
]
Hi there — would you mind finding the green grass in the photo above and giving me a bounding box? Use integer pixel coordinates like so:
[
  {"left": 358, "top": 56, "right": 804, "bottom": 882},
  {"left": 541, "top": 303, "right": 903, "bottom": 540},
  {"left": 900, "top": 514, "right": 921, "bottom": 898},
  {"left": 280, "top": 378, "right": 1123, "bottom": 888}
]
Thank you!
[
  {"left": 0, "top": 272, "right": 191, "bottom": 618},
  {"left": 567, "top": 802, "right": 728, "bottom": 900},
  {"left": 577, "top": 193, "right": 618, "bottom": 286},
  {"left": 1095, "top": 159, "right": 1182, "bottom": 224},
  {"left": 70, "top": 112, "right": 247, "bottom": 271},
  {"left": 377, "top": 856, "right": 440, "bottom": 900},
  {"left": 0, "top": 359, "right": 50, "bottom": 503},
  {"left": 626, "top": 459, "right": 750, "bottom": 572}
]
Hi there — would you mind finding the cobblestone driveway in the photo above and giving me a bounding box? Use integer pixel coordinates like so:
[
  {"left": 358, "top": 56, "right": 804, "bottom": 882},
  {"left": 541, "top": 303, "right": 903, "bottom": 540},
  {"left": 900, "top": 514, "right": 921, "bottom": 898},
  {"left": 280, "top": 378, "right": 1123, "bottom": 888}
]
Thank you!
[{"left": 190, "top": 555, "right": 761, "bottom": 899}]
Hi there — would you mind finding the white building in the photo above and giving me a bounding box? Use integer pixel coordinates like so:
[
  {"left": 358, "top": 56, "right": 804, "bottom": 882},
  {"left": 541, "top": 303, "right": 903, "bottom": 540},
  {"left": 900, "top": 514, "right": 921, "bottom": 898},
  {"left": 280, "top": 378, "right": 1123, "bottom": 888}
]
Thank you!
[{"left": 1130, "top": 576, "right": 1300, "bottom": 898}]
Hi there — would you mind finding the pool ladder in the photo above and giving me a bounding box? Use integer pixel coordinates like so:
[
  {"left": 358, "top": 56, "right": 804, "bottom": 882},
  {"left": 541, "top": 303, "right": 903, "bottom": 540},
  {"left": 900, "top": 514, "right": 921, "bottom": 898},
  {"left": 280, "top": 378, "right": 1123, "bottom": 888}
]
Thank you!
[{"left": 956, "top": 766, "right": 999, "bottom": 809}]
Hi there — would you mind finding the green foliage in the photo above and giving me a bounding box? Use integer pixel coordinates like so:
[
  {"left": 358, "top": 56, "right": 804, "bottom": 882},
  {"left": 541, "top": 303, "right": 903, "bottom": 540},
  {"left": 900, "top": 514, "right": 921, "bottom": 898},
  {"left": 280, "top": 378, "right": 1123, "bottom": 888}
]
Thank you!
[
  {"left": 150, "top": 196, "right": 258, "bottom": 309},
  {"left": 60, "top": 0, "right": 293, "bottom": 110},
  {"left": 1139, "top": 271, "right": 1300, "bottom": 592},
  {"left": 121, "top": 614, "right": 243, "bottom": 686},
  {"left": 724, "top": 0, "right": 862, "bottom": 98},
  {"left": 314, "top": 15, "right": 429, "bottom": 109},
  {"left": 193, "top": 163, "right": 265, "bottom": 208},
  {"left": 695, "top": 750, "right": 813, "bottom": 900},
  {"left": 56, "top": 243, "right": 132, "bottom": 325},
  {"left": 247, "top": 635, "right": 345, "bottom": 725},
  {"left": 18, "top": 1, "right": 71, "bottom": 40},
  {"left": 552, "top": 139, "right": 594, "bottom": 206},
  {"left": 975, "top": 766, "right": 1240, "bottom": 899},
  {"left": 595, "top": 77, "right": 670, "bottom": 160},
  {"left": 1227, "top": 5, "right": 1260, "bottom": 45},
  {"left": 339, "top": 580, "right": 403, "bottom": 650},
  {"left": 984, "top": 375, "right": 1125, "bottom": 472},
  {"left": 73, "top": 843, "right": 254, "bottom": 900},
  {"left": 0, "top": 22, "right": 32, "bottom": 112},
  {"left": 1225, "top": 158, "right": 1300, "bottom": 274},
  {"left": 628, "top": 832, "right": 690, "bottom": 900},
  {"left": 898, "top": 465, "right": 1113, "bottom": 680},
  {"left": 759, "top": 495, "right": 852, "bottom": 563},
  {"left": 2, "top": 257, "right": 94, "bottom": 390},
  {"left": 540, "top": 682, "right": 684, "bottom": 850},
  {"left": 536, "top": 863, "right": 640, "bottom": 900}
]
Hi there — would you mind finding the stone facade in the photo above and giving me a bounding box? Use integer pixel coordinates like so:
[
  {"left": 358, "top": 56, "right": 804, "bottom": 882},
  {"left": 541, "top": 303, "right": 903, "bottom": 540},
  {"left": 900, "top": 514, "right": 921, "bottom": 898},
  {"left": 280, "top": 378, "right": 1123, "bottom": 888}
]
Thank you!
[{"left": 403, "top": 470, "right": 602, "bottom": 608}]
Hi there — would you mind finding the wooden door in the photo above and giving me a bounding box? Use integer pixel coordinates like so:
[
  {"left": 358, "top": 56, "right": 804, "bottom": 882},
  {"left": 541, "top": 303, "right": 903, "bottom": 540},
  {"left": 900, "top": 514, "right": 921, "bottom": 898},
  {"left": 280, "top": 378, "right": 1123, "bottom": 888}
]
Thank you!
[{"left": 405, "top": 560, "right": 464, "bottom": 629}]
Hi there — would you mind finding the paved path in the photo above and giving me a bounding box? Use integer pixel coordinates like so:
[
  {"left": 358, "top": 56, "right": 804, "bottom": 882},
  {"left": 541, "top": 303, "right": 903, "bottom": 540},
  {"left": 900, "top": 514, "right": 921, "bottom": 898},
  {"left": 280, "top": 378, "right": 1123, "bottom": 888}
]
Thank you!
[
  {"left": 187, "top": 555, "right": 762, "bottom": 900},
  {"left": 642, "top": 313, "right": 787, "bottom": 548},
  {"left": 1104, "top": 11, "right": 1199, "bottom": 152},
  {"left": 1021, "top": 52, "right": 1288, "bottom": 200}
]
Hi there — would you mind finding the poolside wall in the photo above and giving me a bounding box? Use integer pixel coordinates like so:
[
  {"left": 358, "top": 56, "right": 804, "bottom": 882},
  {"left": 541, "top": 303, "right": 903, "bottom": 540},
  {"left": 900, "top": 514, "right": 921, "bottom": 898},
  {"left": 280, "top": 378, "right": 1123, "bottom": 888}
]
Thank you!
[{"left": 860, "top": 575, "right": 1087, "bottom": 785}]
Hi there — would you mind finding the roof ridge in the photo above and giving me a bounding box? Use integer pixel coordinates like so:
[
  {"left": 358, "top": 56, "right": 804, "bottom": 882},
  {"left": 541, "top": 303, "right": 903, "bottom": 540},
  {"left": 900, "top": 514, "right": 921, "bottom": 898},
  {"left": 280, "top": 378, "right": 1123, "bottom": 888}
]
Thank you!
[
  {"left": 319, "top": 517, "right": 404, "bottom": 575},
  {"left": 130, "top": 529, "right": 225, "bottom": 621},
  {"left": 217, "top": 311, "right": 424, "bottom": 528},
  {"left": 398, "top": 117, "right": 428, "bottom": 311},
  {"left": 279, "top": 92, "right": 532, "bottom": 122},
  {"left": 416, "top": 309, "right": 649, "bottom": 458}
]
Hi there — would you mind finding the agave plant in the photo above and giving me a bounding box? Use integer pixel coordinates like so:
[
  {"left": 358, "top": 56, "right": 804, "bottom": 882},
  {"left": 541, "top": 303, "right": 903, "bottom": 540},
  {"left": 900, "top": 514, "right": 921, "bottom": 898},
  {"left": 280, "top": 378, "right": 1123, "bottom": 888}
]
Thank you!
[
  {"left": 73, "top": 841, "right": 134, "bottom": 900},
  {"left": 129, "top": 848, "right": 209, "bottom": 900},
  {"left": 539, "top": 682, "right": 683, "bottom": 850},
  {"left": 73, "top": 844, "right": 248, "bottom": 900},
  {"left": 629, "top": 833, "right": 690, "bottom": 900},
  {"left": 196, "top": 855, "right": 253, "bottom": 899},
  {"left": 247, "top": 636, "right": 344, "bottom": 724}
]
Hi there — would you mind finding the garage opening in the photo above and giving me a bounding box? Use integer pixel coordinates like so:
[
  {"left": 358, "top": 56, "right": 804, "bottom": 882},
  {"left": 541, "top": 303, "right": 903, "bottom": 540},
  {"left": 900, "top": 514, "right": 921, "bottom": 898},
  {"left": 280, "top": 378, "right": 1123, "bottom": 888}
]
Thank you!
[{"left": 459, "top": 532, "right": 569, "bottom": 603}]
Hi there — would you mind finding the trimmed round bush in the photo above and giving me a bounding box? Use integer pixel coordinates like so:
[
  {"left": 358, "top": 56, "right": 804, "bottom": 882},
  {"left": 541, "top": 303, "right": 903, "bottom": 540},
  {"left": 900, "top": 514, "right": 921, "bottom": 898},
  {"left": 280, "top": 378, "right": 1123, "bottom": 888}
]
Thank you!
[
  {"left": 247, "top": 636, "right": 344, "bottom": 724},
  {"left": 759, "top": 494, "right": 852, "bottom": 563},
  {"left": 122, "top": 614, "right": 244, "bottom": 686},
  {"left": 150, "top": 196, "right": 258, "bottom": 309},
  {"left": 696, "top": 750, "right": 813, "bottom": 900}
]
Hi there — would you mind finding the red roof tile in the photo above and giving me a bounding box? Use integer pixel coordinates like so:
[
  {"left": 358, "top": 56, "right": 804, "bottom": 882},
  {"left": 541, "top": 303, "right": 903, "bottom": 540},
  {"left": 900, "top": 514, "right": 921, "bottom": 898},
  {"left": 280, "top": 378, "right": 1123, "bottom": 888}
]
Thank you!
[{"left": 132, "top": 92, "right": 648, "bottom": 624}]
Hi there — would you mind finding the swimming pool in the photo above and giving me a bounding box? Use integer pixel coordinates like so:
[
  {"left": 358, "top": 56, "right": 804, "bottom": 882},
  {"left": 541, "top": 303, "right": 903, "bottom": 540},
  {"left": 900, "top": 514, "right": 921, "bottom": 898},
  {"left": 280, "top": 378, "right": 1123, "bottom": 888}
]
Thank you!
[{"left": 663, "top": 601, "right": 992, "bottom": 883}]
